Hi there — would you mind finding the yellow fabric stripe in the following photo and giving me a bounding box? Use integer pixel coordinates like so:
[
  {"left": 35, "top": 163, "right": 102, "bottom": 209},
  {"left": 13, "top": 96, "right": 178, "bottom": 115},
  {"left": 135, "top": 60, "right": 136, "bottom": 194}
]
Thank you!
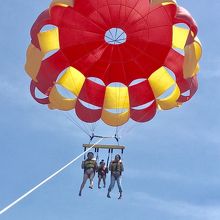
[
  {"left": 49, "top": 0, "right": 74, "bottom": 11},
  {"left": 157, "top": 85, "right": 180, "bottom": 110},
  {"left": 183, "top": 43, "right": 197, "bottom": 79},
  {"left": 151, "top": 0, "right": 176, "bottom": 5},
  {"left": 38, "top": 28, "right": 60, "bottom": 54},
  {"left": 148, "top": 67, "right": 175, "bottom": 98},
  {"left": 25, "top": 43, "right": 44, "bottom": 82},
  {"left": 57, "top": 67, "right": 85, "bottom": 96},
  {"left": 194, "top": 37, "right": 202, "bottom": 61},
  {"left": 103, "top": 86, "right": 130, "bottom": 109},
  {"left": 162, "top": 1, "right": 176, "bottom": 6},
  {"left": 48, "top": 86, "right": 76, "bottom": 110},
  {"left": 183, "top": 38, "right": 202, "bottom": 79},
  {"left": 101, "top": 110, "right": 130, "bottom": 127},
  {"left": 172, "top": 26, "right": 189, "bottom": 50}
]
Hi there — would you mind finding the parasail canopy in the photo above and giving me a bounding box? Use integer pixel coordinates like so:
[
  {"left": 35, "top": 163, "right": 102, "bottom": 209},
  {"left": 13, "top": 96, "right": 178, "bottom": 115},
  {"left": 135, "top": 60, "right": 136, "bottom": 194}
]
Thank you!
[{"left": 25, "top": 0, "right": 202, "bottom": 127}]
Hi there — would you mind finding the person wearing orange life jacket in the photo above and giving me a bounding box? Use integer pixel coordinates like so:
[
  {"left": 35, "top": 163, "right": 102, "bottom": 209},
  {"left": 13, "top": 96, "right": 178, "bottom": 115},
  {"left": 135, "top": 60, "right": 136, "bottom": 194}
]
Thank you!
[
  {"left": 107, "top": 154, "right": 124, "bottom": 199},
  {"left": 97, "top": 160, "right": 108, "bottom": 189},
  {"left": 79, "top": 152, "right": 97, "bottom": 196}
]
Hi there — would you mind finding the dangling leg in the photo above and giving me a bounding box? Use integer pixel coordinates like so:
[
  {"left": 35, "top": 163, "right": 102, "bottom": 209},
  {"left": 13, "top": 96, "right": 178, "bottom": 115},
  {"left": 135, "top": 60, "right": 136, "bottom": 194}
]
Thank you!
[
  {"left": 103, "top": 175, "right": 106, "bottom": 188},
  {"left": 116, "top": 175, "right": 123, "bottom": 199},
  {"left": 79, "top": 173, "right": 88, "bottom": 196},
  {"left": 89, "top": 171, "right": 95, "bottom": 189},
  {"left": 98, "top": 175, "right": 102, "bottom": 189},
  {"left": 107, "top": 175, "right": 115, "bottom": 198}
]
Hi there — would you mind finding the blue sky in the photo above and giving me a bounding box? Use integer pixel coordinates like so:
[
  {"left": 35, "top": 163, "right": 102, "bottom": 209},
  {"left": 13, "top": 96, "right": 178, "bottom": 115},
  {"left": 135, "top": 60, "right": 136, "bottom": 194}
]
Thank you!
[{"left": 0, "top": 0, "right": 220, "bottom": 219}]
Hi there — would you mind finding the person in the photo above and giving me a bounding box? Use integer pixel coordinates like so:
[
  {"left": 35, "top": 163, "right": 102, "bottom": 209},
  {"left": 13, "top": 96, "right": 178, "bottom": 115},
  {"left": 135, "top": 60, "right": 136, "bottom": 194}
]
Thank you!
[
  {"left": 79, "top": 152, "right": 97, "bottom": 196},
  {"left": 107, "top": 154, "right": 124, "bottom": 199},
  {"left": 97, "top": 160, "right": 108, "bottom": 189}
]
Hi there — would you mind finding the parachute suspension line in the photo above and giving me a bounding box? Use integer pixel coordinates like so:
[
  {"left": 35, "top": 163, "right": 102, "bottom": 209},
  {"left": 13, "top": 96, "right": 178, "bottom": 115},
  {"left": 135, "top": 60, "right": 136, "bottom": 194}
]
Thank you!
[
  {"left": 64, "top": 112, "right": 91, "bottom": 137},
  {"left": 119, "top": 120, "right": 139, "bottom": 139},
  {"left": 52, "top": 71, "right": 92, "bottom": 138},
  {"left": 68, "top": 67, "right": 94, "bottom": 135},
  {"left": 59, "top": 87, "right": 92, "bottom": 137},
  {"left": 91, "top": 118, "right": 101, "bottom": 135},
  {"left": 114, "top": 133, "right": 120, "bottom": 146},
  {"left": 119, "top": 106, "right": 153, "bottom": 138},
  {"left": 68, "top": 112, "right": 91, "bottom": 136},
  {"left": 115, "top": 126, "right": 120, "bottom": 145},
  {"left": 91, "top": 123, "right": 95, "bottom": 134},
  {"left": 90, "top": 120, "right": 100, "bottom": 138},
  {"left": 0, "top": 138, "right": 104, "bottom": 216},
  {"left": 82, "top": 121, "right": 93, "bottom": 137}
]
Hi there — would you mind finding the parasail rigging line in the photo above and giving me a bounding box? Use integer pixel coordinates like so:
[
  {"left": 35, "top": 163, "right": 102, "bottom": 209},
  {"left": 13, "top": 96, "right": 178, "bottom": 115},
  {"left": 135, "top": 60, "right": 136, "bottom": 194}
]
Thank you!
[{"left": 64, "top": 112, "right": 91, "bottom": 137}]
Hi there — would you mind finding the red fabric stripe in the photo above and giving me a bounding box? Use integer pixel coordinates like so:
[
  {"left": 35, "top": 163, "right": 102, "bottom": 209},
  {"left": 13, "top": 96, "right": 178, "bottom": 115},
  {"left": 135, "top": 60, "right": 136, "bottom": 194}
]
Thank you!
[
  {"left": 30, "top": 80, "right": 49, "bottom": 104},
  {"left": 52, "top": 1, "right": 173, "bottom": 85},
  {"left": 28, "top": 0, "right": 200, "bottom": 125},
  {"left": 174, "top": 6, "right": 198, "bottom": 45},
  {"left": 50, "top": 6, "right": 67, "bottom": 26},
  {"left": 78, "top": 79, "right": 105, "bottom": 107},
  {"left": 129, "top": 80, "right": 155, "bottom": 107},
  {"left": 75, "top": 100, "right": 102, "bottom": 123},
  {"left": 164, "top": 48, "right": 184, "bottom": 80},
  {"left": 36, "top": 51, "right": 69, "bottom": 94},
  {"left": 30, "top": 10, "right": 51, "bottom": 49},
  {"left": 130, "top": 101, "right": 157, "bottom": 123},
  {"left": 177, "top": 76, "right": 198, "bottom": 103}
]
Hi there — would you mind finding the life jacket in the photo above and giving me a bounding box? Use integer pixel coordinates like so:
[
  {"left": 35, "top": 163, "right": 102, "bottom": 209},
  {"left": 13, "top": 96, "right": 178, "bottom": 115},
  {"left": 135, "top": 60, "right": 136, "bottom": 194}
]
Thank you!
[
  {"left": 84, "top": 159, "right": 96, "bottom": 171},
  {"left": 110, "top": 160, "right": 123, "bottom": 173},
  {"left": 98, "top": 166, "right": 108, "bottom": 176}
]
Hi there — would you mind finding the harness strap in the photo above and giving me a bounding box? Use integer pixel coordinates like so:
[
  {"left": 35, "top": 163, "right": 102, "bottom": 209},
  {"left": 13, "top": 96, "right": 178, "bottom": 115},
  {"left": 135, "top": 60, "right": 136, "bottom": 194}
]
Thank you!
[
  {"left": 96, "top": 148, "right": 99, "bottom": 162},
  {"left": 106, "top": 149, "right": 111, "bottom": 167},
  {"left": 111, "top": 149, "right": 114, "bottom": 161}
]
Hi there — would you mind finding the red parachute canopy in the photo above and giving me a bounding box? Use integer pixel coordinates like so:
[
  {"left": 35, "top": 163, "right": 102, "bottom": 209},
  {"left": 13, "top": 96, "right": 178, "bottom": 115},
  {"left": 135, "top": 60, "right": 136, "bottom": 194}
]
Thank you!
[{"left": 25, "top": 0, "right": 202, "bottom": 127}]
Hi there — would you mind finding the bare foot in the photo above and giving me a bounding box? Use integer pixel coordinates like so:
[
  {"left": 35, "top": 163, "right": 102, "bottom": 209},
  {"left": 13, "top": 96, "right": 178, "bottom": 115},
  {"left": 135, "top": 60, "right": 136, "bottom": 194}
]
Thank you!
[{"left": 118, "top": 194, "right": 122, "bottom": 200}]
